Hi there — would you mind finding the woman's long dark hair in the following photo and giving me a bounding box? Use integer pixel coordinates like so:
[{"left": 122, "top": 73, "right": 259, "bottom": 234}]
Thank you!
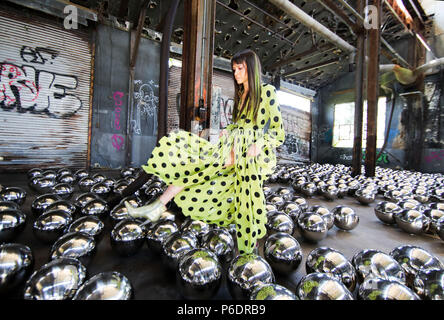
[{"left": 231, "top": 49, "right": 262, "bottom": 123}]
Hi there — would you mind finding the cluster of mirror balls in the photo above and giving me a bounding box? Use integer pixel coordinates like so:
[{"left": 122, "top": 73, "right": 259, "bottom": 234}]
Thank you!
[{"left": 0, "top": 162, "right": 443, "bottom": 300}]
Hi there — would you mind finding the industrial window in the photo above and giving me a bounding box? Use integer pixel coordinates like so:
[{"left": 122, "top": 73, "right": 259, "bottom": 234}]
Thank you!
[
  {"left": 332, "top": 97, "right": 386, "bottom": 148},
  {"left": 277, "top": 90, "right": 311, "bottom": 112}
]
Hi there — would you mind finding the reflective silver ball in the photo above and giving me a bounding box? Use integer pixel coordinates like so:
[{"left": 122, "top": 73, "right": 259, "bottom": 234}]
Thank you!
[
  {"left": 321, "top": 185, "right": 339, "bottom": 201},
  {"left": 0, "top": 200, "right": 20, "bottom": 212},
  {"left": 200, "top": 227, "right": 235, "bottom": 265},
  {"left": 374, "top": 201, "right": 402, "bottom": 225},
  {"left": 282, "top": 202, "right": 302, "bottom": 223},
  {"left": 90, "top": 182, "right": 111, "bottom": 198},
  {"left": 177, "top": 248, "right": 222, "bottom": 300},
  {"left": 50, "top": 232, "right": 96, "bottom": 266},
  {"left": 300, "top": 182, "right": 317, "bottom": 197},
  {"left": 292, "top": 196, "right": 309, "bottom": 212},
  {"left": 250, "top": 283, "right": 298, "bottom": 300},
  {"left": 0, "top": 209, "right": 27, "bottom": 243},
  {"left": 33, "top": 210, "right": 73, "bottom": 244},
  {"left": 297, "top": 212, "right": 328, "bottom": 242},
  {"left": 310, "top": 205, "right": 334, "bottom": 230},
  {"left": 110, "top": 202, "right": 131, "bottom": 226},
  {"left": 394, "top": 209, "right": 429, "bottom": 235},
  {"left": 80, "top": 198, "right": 109, "bottom": 219},
  {"left": 113, "top": 181, "right": 129, "bottom": 195},
  {"left": 227, "top": 253, "right": 275, "bottom": 300},
  {"left": 264, "top": 232, "right": 302, "bottom": 275},
  {"left": 262, "top": 186, "right": 273, "bottom": 198},
  {"left": 390, "top": 245, "right": 444, "bottom": 285},
  {"left": 78, "top": 177, "right": 95, "bottom": 192},
  {"left": 423, "top": 209, "right": 444, "bottom": 234},
  {"left": 277, "top": 187, "right": 293, "bottom": 201},
  {"left": 352, "top": 249, "right": 406, "bottom": 284},
  {"left": 161, "top": 231, "right": 198, "bottom": 270},
  {"left": 67, "top": 216, "right": 105, "bottom": 240},
  {"left": 27, "top": 168, "right": 43, "bottom": 180},
  {"left": 51, "top": 183, "right": 74, "bottom": 199},
  {"left": 266, "top": 212, "right": 294, "bottom": 235},
  {"left": 0, "top": 187, "right": 27, "bottom": 205},
  {"left": 110, "top": 219, "right": 147, "bottom": 257},
  {"left": 74, "top": 169, "right": 89, "bottom": 181},
  {"left": 413, "top": 268, "right": 444, "bottom": 300},
  {"left": 296, "top": 272, "right": 354, "bottom": 300},
  {"left": 73, "top": 271, "right": 133, "bottom": 300},
  {"left": 306, "top": 247, "right": 357, "bottom": 292},
  {"left": 29, "top": 176, "right": 56, "bottom": 194},
  {"left": 332, "top": 205, "right": 359, "bottom": 231},
  {"left": 267, "top": 196, "right": 286, "bottom": 209},
  {"left": 57, "top": 173, "right": 75, "bottom": 185},
  {"left": 0, "top": 243, "right": 34, "bottom": 295},
  {"left": 74, "top": 192, "right": 98, "bottom": 211},
  {"left": 181, "top": 218, "right": 211, "bottom": 242},
  {"left": 44, "top": 200, "right": 77, "bottom": 216},
  {"left": 31, "top": 193, "right": 62, "bottom": 216},
  {"left": 146, "top": 220, "right": 179, "bottom": 254},
  {"left": 358, "top": 277, "right": 420, "bottom": 300},
  {"left": 23, "top": 258, "right": 86, "bottom": 300},
  {"left": 355, "top": 188, "right": 376, "bottom": 205}
]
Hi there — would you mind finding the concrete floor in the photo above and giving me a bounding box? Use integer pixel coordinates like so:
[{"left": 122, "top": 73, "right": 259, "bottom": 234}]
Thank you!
[{"left": 1, "top": 169, "right": 443, "bottom": 300}]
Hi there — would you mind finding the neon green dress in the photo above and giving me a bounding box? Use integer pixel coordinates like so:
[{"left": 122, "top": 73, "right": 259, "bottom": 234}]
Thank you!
[{"left": 142, "top": 83, "right": 285, "bottom": 254}]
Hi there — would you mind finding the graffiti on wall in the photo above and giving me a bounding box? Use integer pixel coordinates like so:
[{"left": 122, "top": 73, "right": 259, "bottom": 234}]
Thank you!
[
  {"left": 111, "top": 91, "right": 125, "bottom": 151},
  {"left": 362, "top": 149, "right": 390, "bottom": 164},
  {"left": 424, "top": 150, "right": 444, "bottom": 164},
  {"left": 0, "top": 46, "right": 82, "bottom": 118},
  {"left": 279, "top": 133, "right": 310, "bottom": 160},
  {"left": 130, "top": 79, "right": 159, "bottom": 135}
]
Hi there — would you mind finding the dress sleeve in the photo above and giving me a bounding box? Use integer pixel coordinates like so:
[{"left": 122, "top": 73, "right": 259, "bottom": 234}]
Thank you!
[{"left": 263, "top": 86, "right": 285, "bottom": 149}]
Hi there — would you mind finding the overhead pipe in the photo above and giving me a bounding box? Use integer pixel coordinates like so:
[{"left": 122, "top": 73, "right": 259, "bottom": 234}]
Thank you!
[{"left": 268, "top": 0, "right": 356, "bottom": 53}]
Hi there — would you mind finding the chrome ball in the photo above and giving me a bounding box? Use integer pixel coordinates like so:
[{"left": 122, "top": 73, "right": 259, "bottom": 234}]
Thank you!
[
  {"left": 374, "top": 201, "right": 402, "bottom": 225},
  {"left": 27, "top": 168, "right": 43, "bottom": 180},
  {"left": 423, "top": 209, "right": 444, "bottom": 234},
  {"left": 352, "top": 249, "right": 406, "bottom": 284},
  {"left": 200, "top": 227, "right": 235, "bottom": 265},
  {"left": 296, "top": 272, "right": 354, "bottom": 300},
  {"left": 23, "top": 258, "right": 86, "bottom": 300},
  {"left": 310, "top": 205, "right": 334, "bottom": 230},
  {"left": 74, "top": 169, "right": 89, "bottom": 181},
  {"left": 181, "top": 218, "right": 211, "bottom": 242},
  {"left": 67, "top": 216, "right": 105, "bottom": 240},
  {"left": 390, "top": 245, "right": 444, "bottom": 285},
  {"left": 146, "top": 220, "right": 179, "bottom": 254},
  {"left": 306, "top": 247, "right": 357, "bottom": 291},
  {"left": 0, "top": 201, "right": 19, "bottom": 212},
  {"left": 33, "top": 210, "right": 73, "bottom": 244},
  {"left": 31, "top": 193, "right": 62, "bottom": 216},
  {"left": 52, "top": 183, "right": 74, "bottom": 199},
  {"left": 429, "top": 202, "right": 444, "bottom": 211},
  {"left": 297, "top": 212, "right": 328, "bottom": 242},
  {"left": 397, "top": 199, "right": 425, "bottom": 212},
  {"left": 110, "top": 219, "right": 147, "bottom": 257},
  {"left": 80, "top": 198, "right": 109, "bottom": 219},
  {"left": 250, "top": 283, "right": 298, "bottom": 300},
  {"left": 355, "top": 188, "right": 376, "bottom": 205},
  {"left": 44, "top": 200, "right": 77, "bottom": 216},
  {"left": 110, "top": 202, "right": 131, "bottom": 226},
  {"left": 162, "top": 231, "right": 198, "bottom": 270},
  {"left": 394, "top": 209, "right": 429, "bottom": 235},
  {"left": 277, "top": 187, "right": 293, "bottom": 201},
  {"left": 0, "top": 243, "right": 34, "bottom": 295},
  {"left": 90, "top": 182, "right": 111, "bottom": 198},
  {"left": 321, "top": 185, "right": 339, "bottom": 201},
  {"left": 78, "top": 177, "right": 95, "bottom": 192},
  {"left": 158, "top": 210, "right": 176, "bottom": 223},
  {"left": 266, "top": 212, "right": 294, "bottom": 235},
  {"left": 73, "top": 271, "right": 133, "bottom": 300},
  {"left": 0, "top": 209, "right": 26, "bottom": 243},
  {"left": 264, "top": 232, "right": 302, "bottom": 275},
  {"left": 74, "top": 192, "right": 98, "bottom": 210},
  {"left": 358, "top": 277, "right": 420, "bottom": 300},
  {"left": 282, "top": 202, "right": 302, "bottom": 222},
  {"left": 292, "top": 196, "right": 309, "bottom": 212},
  {"left": 0, "top": 187, "right": 27, "bottom": 205},
  {"left": 42, "top": 170, "right": 57, "bottom": 180},
  {"left": 413, "top": 268, "right": 444, "bottom": 300},
  {"left": 263, "top": 186, "right": 273, "bottom": 198},
  {"left": 300, "top": 182, "right": 317, "bottom": 197},
  {"left": 332, "top": 205, "right": 359, "bottom": 231},
  {"left": 57, "top": 173, "right": 75, "bottom": 185},
  {"left": 29, "top": 176, "right": 56, "bottom": 194},
  {"left": 50, "top": 232, "right": 96, "bottom": 265},
  {"left": 92, "top": 173, "right": 106, "bottom": 183},
  {"left": 267, "top": 196, "right": 285, "bottom": 209},
  {"left": 177, "top": 248, "right": 222, "bottom": 300},
  {"left": 227, "top": 253, "right": 275, "bottom": 300},
  {"left": 113, "top": 181, "right": 129, "bottom": 195}
]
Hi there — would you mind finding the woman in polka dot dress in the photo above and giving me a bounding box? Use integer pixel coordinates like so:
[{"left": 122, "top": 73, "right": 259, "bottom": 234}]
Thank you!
[{"left": 125, "top": 49, "right": 285, "bottom": 255}]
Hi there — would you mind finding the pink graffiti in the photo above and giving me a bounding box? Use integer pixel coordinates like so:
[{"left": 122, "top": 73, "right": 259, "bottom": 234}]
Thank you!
[
  {"left": 111, "top": 91, "right": 125, "bottom": 151},
  {"left": 424, "top": 150, "right": 444, "bottom": 163},
  {"left": 0, "top": 63, "right": 39, "bottom": 106},
  {"left": 111, "top": 134, "right": 124, "bottom": 151}
]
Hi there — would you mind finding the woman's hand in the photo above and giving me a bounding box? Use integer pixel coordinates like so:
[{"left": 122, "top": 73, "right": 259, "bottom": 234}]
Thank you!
[
  {"left": 223, "top": 147, "right": 235, "bottom": 167},
  {"left": 247, "top": 144, "right": 260, "bottom": 157},
  {"left": 219, "top": 129, "right": 228, "bottom": 138}
]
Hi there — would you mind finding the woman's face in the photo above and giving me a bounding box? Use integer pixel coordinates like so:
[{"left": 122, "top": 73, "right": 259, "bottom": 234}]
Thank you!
[{"left": 232, "top": 61, "right": 248, "bottom": 87}]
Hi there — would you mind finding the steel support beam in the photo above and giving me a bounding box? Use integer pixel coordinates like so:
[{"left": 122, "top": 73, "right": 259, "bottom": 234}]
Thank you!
[{"left": 180, "top": 0, "right": 216, "bottom": 135}]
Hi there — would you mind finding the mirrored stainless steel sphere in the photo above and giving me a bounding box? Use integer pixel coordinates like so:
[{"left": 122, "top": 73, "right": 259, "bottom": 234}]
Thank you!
[
  {"left": 51, "top": 183, "right": 74, "bottom": 199},
  {"left": 80, "top": 198, "right": 109, "bottom": 219},
  {"left": 0, "top": 243, "right": 34, "bottom": 295},
  {"left": 162, "top": 231, "right": 198, "bottom": 270},
  {"left": 250, "top": 283, "right": 298, "bottom": 300},
  {"left": 113, "top": 181, "right": 129, "bottom": 195},
  {"left": 74, "top": 169, "right": 89, "bottom": 181},
  {"left": 0, "top": 187, "right": 27, "bottom": 205},
  {"left": 29, "top": 176, "right": 56, "bottom": 194},
  {"left": 67, "top": 216, "right": 105, "bottom": 240},
  {"left": 110, "top": 202, "right": 131, "bottom": 226},
  {"left": 310, "top": 205, "right": 334, "bottom": 230},
  {"left": 27, "top": 168, "right": 43, "bottom": 180},
  {"left": 296, "top": 272, "right": 354, "bottom": 300},
  {"left": 227, "top": 253, "right": 275, "bottom": 300},
  {"left": 23, "top": 258, "right": 86, "bottom": 300},
  {"left": 57, "top": 173, "right": 75, "bottom": 185},
  {"left": 73, "top": 271, "right": 133, "bottom": 300},
  {"left": 321, "top": 185, "right": 339, "bottom": 201},
  {"left": 282, "top": 202, "right": 302, "bottom": 222},
  {"left": 352, "top": 249, "right": 406, "bottom": 284},
  {"left": 390, "top": 245, "right": 444, "bottom": 285},
  {"left": 429, "top": 202, "right": 444, "bottom": 211},
  {"left": 306, "top": 247, "right": 357, "bottom": 291},
  {"left": 200, "top": 227, "right": 235, "bottom": 265},
  {"left": 413, "top": 268, "right": 444, "bottom": 300},
  {"left": 358, "top": 277, "right": 420, "bottom": 300},
  {"left": 90, "top": 182, "right": 111, "bottom": 198},
  {"left": 394, "top": 209, "right": 429, "bottom": 235},
  {"left": 74, "top": 192, "right": 98, "bottom": 210},
  {"left": 0, "top": 200, "right": 19, "bottom": 212},
  {"left": 423, "top": 209, "right": 444, "bottom": 234},
  {"left": 374, "top": 201, "right": 402, "bottom": 225},
  {"left": 146, "top": 220, "right": 179, "bottom": 254},
  {"left": 355, "top": 188, "right": 376, "bottom": 205},
  {"left": 176, "top": 248, "right": 222, "bottom": 300},
  {"left": 264, "top": 232, "right": 302, "bottom": 275},
  {"left": 0, "top": 209, "right": 26, "bottom": 243},
  {"left": 292, "top": 196, "right": 309, "bottom": 212},
  {"left": 181, "top": 218, "right": 211, "bottom": 242},
  {"left": 44, "top": 200, "right": 77, "bottom": 216},
  {"left": 78, "top": 177, "right": 95, "bottom": 192},
  {"left": 332, "top": 205, "right": 359, "bottom": 231},
  {"left": 267, "top": 196, "right": 286, "bottom": 209},
  {"left": 110, "top": 219, "right": 147, "bottom": 257},
  {"left": 301, "top": 182, "right": 317, "bottom": 197},
  {"left": 31, "top": 193, "right": 62, "bottom": 216},
  {"left": 33, "top": 210, "right": 73, "bottom": 244},
  {"left": 50, "top": 232, "right": 96, "bottom": 265},
  {"left": 297, "top": 212, "right": 328, "bottom": 242},
  {"left": 263, "top": 186, "right": 273, "bottom": 198},
  {"left": 277, "top": 187, "right": 293, "bottom": 201},
  {"left": 266, "top": 212, "right": 294, "bottom": 235}
]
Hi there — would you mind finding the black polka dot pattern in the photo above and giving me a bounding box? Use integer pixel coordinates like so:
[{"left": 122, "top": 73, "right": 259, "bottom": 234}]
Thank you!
[{"left": 141, "top": 84, "right": 285, "bottom": 254}]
